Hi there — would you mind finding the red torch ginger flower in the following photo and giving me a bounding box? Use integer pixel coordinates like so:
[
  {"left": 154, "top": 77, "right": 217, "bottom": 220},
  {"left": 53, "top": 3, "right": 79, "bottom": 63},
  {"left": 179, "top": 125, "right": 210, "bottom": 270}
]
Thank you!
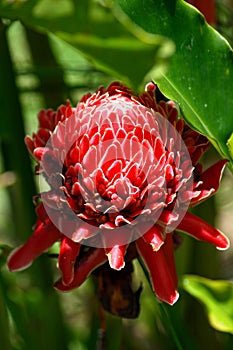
[{"left": 8, "top": 82, "right": 229, "bottom": 310}]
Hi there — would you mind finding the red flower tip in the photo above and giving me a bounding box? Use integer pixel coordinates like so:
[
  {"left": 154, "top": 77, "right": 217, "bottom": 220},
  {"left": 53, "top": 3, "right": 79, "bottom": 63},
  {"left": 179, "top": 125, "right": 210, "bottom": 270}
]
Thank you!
[
  {"left": 71, "top": 224, "right": 94, "bottom": 242},
  {"left": 164, "top": 289, "right": 179, "bottom": 306},
  {"left": 105, "top": 245, "right": 127, "bottom": 270},
  {"left": 58, "top": 237, "right": 81, "bottom": 285},
  {"left": 136, "top": 235, "right": 178, "bottom": 305},
  {"left": 145, "top": 82, "right": 156, "bottom": 92},
  {"left": 177, "top": 212, "right": 230, "bottom": 250},
  {"left": 8, "top": 219, "right": 61, "bottom": 272},
  {"left": 24, "top": 135, "right": 35, "bottom": 154},
  {"left": 33, "top": 147, "right": 50, "bottom": 161},
  {"left": 8, "top": 245, "right": 33, "bottom": 272},
  {"left": 216, "top": 234, "right": 231, "bottom": 251},
  {"left": 143, "top": 225, "right": 164, "bottom": 251}
]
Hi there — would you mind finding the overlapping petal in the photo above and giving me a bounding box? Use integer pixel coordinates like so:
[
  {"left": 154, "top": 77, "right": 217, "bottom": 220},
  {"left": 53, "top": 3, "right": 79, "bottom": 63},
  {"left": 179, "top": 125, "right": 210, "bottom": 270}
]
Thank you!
[
  {"left": 136, "top": 234, "right": 179, "bottom": 305},
  {"left": 191, "top": 159, "right": 228, "bottom": 205}
]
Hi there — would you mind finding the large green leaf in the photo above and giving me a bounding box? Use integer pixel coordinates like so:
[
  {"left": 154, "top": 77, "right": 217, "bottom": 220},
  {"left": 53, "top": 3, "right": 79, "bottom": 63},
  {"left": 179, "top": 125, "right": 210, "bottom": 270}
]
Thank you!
[
  {"left": 0, "top": 0, "right": 174, "bottom": 88},
  {"left": 181, "top": 275, "right": 233, "bottom": 334},
  {"left": 116, "top": 0, "right": 233, "bottom": 171}
]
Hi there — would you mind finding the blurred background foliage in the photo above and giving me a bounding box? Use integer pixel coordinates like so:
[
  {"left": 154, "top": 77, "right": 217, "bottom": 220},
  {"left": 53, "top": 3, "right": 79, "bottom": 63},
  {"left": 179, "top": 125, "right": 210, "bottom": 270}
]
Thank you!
[{"left": 0, "top": 0, "right": 233, "bottom": 349}]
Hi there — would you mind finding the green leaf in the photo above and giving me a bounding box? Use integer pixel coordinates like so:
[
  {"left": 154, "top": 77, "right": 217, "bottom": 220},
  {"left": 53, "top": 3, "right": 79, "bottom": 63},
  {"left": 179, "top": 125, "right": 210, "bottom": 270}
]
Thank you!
[
  {"left": 227, "top": 133, "right": 233, "bottom": 160},
  {"left": 0, "top": 0, "right": 174, "bottom": 88},
  {"left": 181, "top": 275, "right": 233, "bottom": 334},
  {"left": 116, "top": 0, "right": 233, "bottom": 171}
]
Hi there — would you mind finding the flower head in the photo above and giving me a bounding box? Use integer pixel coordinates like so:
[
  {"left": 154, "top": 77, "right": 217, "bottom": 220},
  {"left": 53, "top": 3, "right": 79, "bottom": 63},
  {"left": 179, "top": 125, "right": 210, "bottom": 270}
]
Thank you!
[{"left": 8, "top": 82, "right": 229, "bottom": 312}]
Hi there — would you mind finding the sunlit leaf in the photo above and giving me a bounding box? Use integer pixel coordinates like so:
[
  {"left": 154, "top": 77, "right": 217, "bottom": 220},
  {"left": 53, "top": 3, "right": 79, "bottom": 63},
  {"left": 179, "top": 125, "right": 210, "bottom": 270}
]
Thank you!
[
  {"left": 116, "top": 0, "right": 233, "bottom": 171},
  {"left": 182, "top": 275, "right": 233, "bottom": 334},
  {"left": 227, "top": 133, "right": 233, "bottom": 160},
  {"left": 0, "top": 0, "right": 174, "bottom": 88}
]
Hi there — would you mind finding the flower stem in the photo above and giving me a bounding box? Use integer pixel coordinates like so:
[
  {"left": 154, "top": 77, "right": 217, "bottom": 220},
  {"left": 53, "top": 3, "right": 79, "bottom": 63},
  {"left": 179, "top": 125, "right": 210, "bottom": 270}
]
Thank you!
[
  {"left": 159, "top": 303, "right": 184, "bottom": 350},
  {"left": 104, "top": 312, "right": 123, "bottom": 350},
  {"left": 94, "top": 304, "right": 123, "bottom": 350},
  {"left": 0, "top": 273, "right": 12, "bottom": 350},
  {"left": 138, "top": 256, "right": 184, "bottom": 350}
]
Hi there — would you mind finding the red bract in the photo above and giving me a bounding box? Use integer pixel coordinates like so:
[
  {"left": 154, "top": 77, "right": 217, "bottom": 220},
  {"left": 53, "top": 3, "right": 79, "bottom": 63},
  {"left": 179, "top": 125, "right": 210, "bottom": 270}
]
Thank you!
[{"left": 8, "top": 82, "right": 229, "bottom": 310}]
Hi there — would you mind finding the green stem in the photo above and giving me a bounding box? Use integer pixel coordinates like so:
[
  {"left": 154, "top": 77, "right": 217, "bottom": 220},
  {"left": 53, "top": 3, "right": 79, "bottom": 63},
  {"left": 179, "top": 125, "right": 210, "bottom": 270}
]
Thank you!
[
  {"left": 138, "top": 256, "right": 184, "bottom": 350},
  {"left": 94, "top": 310, "right": 123, "bottom": 350},
  {"left": 0, "top": 272, "right": 12, "bottom": 350},
  {"left": 159, "top": 304, "right": 184, "bottom": 350},
  {"left": 105, "top": 312, "right": 123, "bottom": 350}
]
